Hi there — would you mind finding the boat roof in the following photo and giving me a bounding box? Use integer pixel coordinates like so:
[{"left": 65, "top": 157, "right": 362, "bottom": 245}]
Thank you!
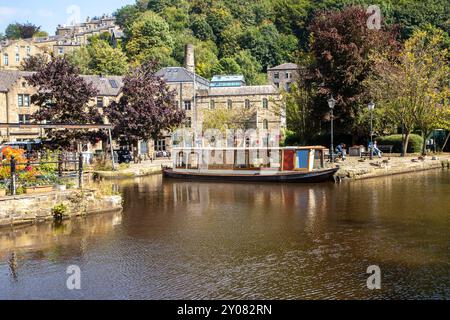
[{"left": 172, "top": 146, "right": 327, "bottom": 150}]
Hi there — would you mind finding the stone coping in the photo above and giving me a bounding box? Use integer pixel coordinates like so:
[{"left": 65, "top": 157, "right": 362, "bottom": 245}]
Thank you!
[{"left": 0, "top": 188, "right": 94, "bottom": 202}]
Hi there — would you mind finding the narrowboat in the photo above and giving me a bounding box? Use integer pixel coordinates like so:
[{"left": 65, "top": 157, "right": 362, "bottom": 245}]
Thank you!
[{"left": 163, "top": 146, "right": 338, "bottom": 183}]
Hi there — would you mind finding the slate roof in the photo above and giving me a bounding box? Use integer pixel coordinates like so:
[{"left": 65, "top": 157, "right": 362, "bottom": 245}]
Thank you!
[
  {"left": 155, "top": 67, "right": 210, "bottom": 88},
  {"left": 0, "top": 70, "right": 34, "bottom": 92},
  {"left": 267, "top": 63, "right": 298, "bottom": 71},
  {"left": 0, "top": 70, "right": 123, "bottom": 96},
  {"left": 81, "top": 75, "right": 123, "bottom": 96}
]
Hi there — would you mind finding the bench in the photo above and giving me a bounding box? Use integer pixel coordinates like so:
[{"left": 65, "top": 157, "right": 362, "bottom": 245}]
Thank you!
[{"left": 361, "top": 144, "right": 394, "bottom": 158}]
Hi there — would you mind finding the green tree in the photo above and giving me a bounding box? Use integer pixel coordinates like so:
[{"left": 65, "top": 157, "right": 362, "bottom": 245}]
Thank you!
[
  {"left": 5, "top": 23, "right": 21, "bottom": 39},
  {"left": 206, "top": 6, "right": 234, "bottom": 43},
  {"left": 392, "top": 0, "right": 449, "bottom": 39},
  {"left": 211, "top": 57, "right": 241, "bottom": 75},
  {"left": 273, "top": 0, "right": 310, "bottom": 39},
  {"left": 239, "top": 22, "right": 297, "bottom": 71},
  {"left": 5, "top": 22, "right": 41, "bottom": 39},
  {"left": 161, "top": 6, "right": 190, "bottom": 32},
  {"left": 114, "top": 5, "right": 141, "bottom": 34},
  {"left": 366, "top": 27, "right": 449, "bottom": 155},
  {"left": 33, "top": 31, "right": 49, "bottom": 38},
  {"left": 125, "top": 11, "right": 174, "bottom": 65},
  {"left": 233, "top": 50, "right": 264, "bottom": 85},
  {"left": 190, "top": 15, "right": 215, "bottom": 41},
  {"left": 68, "top": 39, "right": 129, "bottom": 76}
]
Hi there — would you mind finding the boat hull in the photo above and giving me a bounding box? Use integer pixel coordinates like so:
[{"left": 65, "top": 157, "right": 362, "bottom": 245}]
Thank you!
[{"left": 163, "top": 168, "right": 339, "bottom": 183}]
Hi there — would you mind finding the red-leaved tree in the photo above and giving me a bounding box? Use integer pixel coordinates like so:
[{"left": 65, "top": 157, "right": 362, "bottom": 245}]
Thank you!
[
  {"left": 307, "top": 6, "right": 399, "bottom": 141},
  {"left": 105, "top": 61, "right": 185, "bottom": 147},
  {"left": 26, "top": 58, "right": 104, "bottom": 149}
]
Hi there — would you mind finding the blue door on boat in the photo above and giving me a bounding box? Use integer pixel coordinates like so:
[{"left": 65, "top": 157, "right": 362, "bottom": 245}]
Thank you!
[{"left": 296, "top": 150, "right": 309, "bottom": 169}]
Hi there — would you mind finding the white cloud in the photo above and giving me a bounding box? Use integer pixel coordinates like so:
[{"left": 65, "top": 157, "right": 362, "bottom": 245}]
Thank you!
[{"left": 0, "top": 6, "right": 18, "bottom": 17}]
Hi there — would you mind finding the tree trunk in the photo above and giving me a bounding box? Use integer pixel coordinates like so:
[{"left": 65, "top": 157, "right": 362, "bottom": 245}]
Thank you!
[
  {"left": 402, "top": 132, "right": 410, "bottom": 157},
  {"left": 421, "top": 131, "right": 427, "bottom": 156}
]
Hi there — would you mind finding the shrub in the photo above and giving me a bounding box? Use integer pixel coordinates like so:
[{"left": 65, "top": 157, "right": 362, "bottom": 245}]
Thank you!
[
  {"left": 282, "top": 130, "right": 301, "bottom": 146},
  {"left": 52, "top": 203, "right": 67, "bottom": 221},
  {"left": 92, "top": 159, "right": 113, "bottom": 171},
  {"left": 377, "top": 134, "right": 423, "bottom": 153}
]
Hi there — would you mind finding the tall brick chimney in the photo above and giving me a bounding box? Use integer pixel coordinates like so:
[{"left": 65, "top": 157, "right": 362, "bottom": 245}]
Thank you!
[{"left": 184, "top": 44, "right": 195, "bottom": 73}]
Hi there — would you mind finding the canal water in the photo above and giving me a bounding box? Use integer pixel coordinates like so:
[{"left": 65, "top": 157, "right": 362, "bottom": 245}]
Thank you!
[{"left": 1, "top": 170, "right": 449, "bottom": 299}]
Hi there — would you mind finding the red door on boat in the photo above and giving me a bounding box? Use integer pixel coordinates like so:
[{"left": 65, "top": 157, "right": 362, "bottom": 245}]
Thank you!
[{"left": 283, "top": 150, "right": 295, "bottom": 171}]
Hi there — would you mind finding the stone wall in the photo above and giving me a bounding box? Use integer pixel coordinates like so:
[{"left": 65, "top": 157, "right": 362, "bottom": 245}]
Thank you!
[{"left": 0, "top": 189, "right": 122, "bottom": 229}]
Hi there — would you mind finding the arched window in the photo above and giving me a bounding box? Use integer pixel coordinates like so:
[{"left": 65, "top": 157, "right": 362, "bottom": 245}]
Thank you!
[
  {"left": 263, "top": 119, "right": 269, "bottom": 130},
  {"left": 15, "top": 53, "right": 20, "bottom": 63},
  {"left": 262, "top": 98, "right": 269, "bottom": 109},
  {"left": 3, "top": 53, "right": 9, "bottom": 66},
  {"left": 176, "top": 152, "right": 186, "bottom": 169},
  {"left": 245, "top": 99, "right": 250, "bottom": 109},
  {"left": 227, "top": 99, "right": 233, "bottom": 110}
]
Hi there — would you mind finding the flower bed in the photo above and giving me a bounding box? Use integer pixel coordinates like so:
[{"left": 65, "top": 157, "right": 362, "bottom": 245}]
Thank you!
[{"left": 1, "top": 148, "right": 76, "bottom": 195}]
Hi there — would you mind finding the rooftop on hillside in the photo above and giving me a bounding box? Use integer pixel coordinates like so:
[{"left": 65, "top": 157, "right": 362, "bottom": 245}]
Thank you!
[{"left": 267, "top": 63, "right": 298, "bottom": 71}]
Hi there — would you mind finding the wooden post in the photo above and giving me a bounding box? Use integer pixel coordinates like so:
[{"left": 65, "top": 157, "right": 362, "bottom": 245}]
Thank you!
[
  {"left": 58, "top": 153, "right": 63, "bottom": 178},
  {"left": 78, "top": 153, "right": 83, "bottom": 189},
  {"left": 10, "top": 156, "right": 16, "bottom": 195},
  {"left": 109, "top": 128, "right": 116, "bottom": 171}
]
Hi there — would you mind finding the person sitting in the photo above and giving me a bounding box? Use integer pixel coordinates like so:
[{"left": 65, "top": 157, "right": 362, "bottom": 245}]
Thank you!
[
  {"left": 369, "top": 141, "right": 383, "bottom": 158},
  {"left": 336, "top": 143, "right": 347, "bottom": 160}
]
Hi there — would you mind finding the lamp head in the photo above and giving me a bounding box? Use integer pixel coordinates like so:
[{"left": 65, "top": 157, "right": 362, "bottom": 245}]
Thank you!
[{"left": 328, "top": 96, "right": 336, "bottom": 110}]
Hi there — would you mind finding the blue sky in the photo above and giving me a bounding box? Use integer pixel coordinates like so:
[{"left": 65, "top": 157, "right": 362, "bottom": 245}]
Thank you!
[{"left": 0, "top": 0, "right": 135, "bottom": 35}]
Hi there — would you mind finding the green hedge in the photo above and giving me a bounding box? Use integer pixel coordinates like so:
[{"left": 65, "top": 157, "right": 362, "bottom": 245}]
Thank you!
[{"left": 376, "top": 134, "right": 423, "bottom": 153}]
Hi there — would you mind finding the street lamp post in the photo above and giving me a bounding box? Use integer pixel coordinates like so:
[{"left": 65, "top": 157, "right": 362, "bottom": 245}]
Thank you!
[
  {"left": 328, "top": 96, "right": 336, "bottom": 163},
  {"left": 368, "top": 101, "right": 375, "bottom": 160}
]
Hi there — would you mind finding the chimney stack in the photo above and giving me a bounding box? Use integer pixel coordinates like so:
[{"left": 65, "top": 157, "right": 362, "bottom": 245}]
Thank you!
[{"left": 184, "top": 44, "right": 195, "bottom": 73}]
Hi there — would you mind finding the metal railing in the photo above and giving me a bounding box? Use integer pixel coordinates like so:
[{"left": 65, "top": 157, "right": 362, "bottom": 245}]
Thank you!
[{"left": 0, "top": 152, "right": 84, "bottom": 196}]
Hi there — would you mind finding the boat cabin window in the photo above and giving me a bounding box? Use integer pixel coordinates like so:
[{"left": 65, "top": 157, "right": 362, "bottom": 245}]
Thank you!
[
  {"left": 313, "top": 150, "right": 325, "bottom": 169},
  {"left": 176, "top": 152, "right": 187, "bottom": 169},
  {"left": 188, "top": 152, "right": 200, "bottom": 170}
]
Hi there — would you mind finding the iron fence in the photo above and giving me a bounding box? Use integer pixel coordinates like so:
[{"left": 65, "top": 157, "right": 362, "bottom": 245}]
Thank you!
[{"left": 0, "top": 152, "right": 84, "bottom": 196}]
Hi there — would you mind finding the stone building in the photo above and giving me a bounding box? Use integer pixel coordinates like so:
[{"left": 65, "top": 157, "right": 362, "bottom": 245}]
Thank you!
[
  {"left": 0, "top": 70, "right": 122, "bottom": 146},
  {"left": 267, "top": 63, "right": 299, "bottom": 92},
  {"left": 1, "top": 15, "right": 123, "bottom": 69},
  {"left": 155, "top": 45, "right": 285, "bottom": 151},
  {"left": 33, "top": 37, "right": 82, "bottom": 57},
  {"left": 0, "top": 39, "right": 47, "bottom": 70},
  {"left": 1, "top": 45, "right": 287, "bottom": 156},
  {"left": 55, "top": 15, "right": 119, "bottom": 45}
]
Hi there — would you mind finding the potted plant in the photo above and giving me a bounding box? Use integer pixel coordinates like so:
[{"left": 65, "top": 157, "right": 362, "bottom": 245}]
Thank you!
[{"left": 23, "top": 178, "right": 54, "bottom": 194}]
